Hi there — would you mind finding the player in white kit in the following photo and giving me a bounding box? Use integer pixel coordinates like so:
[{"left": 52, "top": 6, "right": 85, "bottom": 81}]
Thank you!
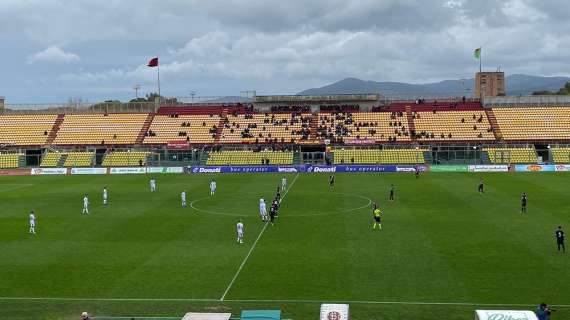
[
  {"left": 150, "top": 178, "right": 157, "bottom": 192},
  {"left": 259, "top": 198, "right": 267, "bottom": 222},
  {"left": 82, "top": 194, "right": 89, "bottom": 214},
  {"left": 29, "top": 211, "right": 36, "bottom": 234},
  {"left": 236, "top": 220, "right": 244, "bottom": 244},
  {"left": 181, "top": 191, "right": 187, "bottom": 207},
  {"left": 102, "top": 187, "right": 108, "bottom": 205},
  {"left": 281, "top": 177, "right": 287, "bottom": 191},
  {"left": 210, "top": 179, "right": 217, "bottom": 196}
]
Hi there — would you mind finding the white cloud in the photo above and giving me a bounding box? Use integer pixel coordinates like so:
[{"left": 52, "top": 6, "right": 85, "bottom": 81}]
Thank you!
[
  {"left": 28, "top": 46, "right": 80, "bottom": 64},
  {"left": 1, "top": 0, "right": 570, "bottom": 103}
]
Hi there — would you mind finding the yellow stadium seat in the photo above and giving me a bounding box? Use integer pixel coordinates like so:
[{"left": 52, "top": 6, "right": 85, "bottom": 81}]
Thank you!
[
  {"left": 0, "top": 153, "right": 24, "bottom": 168},
  {"left": 333, "top": 148, "right": 427, "bottom": 164},
  {"left": 144, "top": 114, "right": 221, "bottom": 144},
  {"left": 413, "top": 111, "right": 494, "bottom": 141},
  {"left": 483, "top": 147, "right": 536, "bottom": 164},
  {"left": 40, "top": 153, "right": 63, "bottom": 167},
  {"left": 207, "top": 150, "right": 293, "bottom": 165},
  {"left": 0, "top": 115, "right": 57, "bottom": 145},
  {"left": 54, "top": 113, "right": 147, "bottom": 145},
  {"left": 492, "top": 107, "right": 570, "bottom": 140},
  {"left": 102, "top": 151, "right": 151, "bottom": 166},
  {"left": 551, "top": 148, "right": 570, "bottom": 163}
]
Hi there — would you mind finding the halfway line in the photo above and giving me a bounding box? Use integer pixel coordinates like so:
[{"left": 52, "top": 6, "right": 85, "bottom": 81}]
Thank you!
[{"left": 219, "top": 173, "right": 300, "bottom": 301}]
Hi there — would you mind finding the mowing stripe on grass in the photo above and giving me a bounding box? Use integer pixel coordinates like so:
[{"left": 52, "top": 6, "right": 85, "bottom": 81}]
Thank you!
[
  {"left": 219, "top": 173, "right": 300, "bottom": 301},
  {"left": 1, "top": 297, "right": 569, "bottom": 308}
]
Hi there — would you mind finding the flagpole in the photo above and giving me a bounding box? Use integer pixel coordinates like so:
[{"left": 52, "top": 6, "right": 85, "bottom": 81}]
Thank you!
[
  {"left": 479, "top": 47, "right": 482, "bottom": 73},
  {"left": 157, "top": 57, "right": 161, "bottom": 99}
]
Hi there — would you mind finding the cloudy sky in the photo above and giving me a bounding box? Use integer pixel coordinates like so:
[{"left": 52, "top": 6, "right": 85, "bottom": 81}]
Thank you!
[{"left": 1, "top": 0, "right": 569, "bottom": 103}]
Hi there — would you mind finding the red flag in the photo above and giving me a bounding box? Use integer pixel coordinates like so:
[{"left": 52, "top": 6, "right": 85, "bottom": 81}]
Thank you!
[{"left": 147, "top": 57, "right": 158, "bottom": 67}]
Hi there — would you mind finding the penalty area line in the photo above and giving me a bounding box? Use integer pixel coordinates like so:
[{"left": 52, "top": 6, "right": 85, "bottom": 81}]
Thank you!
[{"left": 219, "top": 173, "right": 300, "bottom": 301}]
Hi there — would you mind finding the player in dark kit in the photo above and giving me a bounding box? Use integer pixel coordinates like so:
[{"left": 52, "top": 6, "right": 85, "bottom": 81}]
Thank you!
[
  {"left": 555, "top": 226, "right": 565, "bottom": 253},
  {"left": 389, "top": 184, "right": 395, "bottom": 201},
  {"left": 415, "top": 166, "right": 420, "bottom": 179},
  {"left": 269, "top": 206, "right": 276, "bottom": 225},
  {"left": 478, "top": 178, "right": 484, "bottom": 194},
  {"left": 329, "top": 175, "right": 335, "bottom": 189},
  {"left": 521, "top": 192, "right": 527, "bottom": 213}
]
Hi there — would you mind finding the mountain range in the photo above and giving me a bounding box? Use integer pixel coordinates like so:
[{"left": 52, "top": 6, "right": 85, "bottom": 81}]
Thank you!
[{"left": 297, "top": 74, "right": 570, "bottom": 97}]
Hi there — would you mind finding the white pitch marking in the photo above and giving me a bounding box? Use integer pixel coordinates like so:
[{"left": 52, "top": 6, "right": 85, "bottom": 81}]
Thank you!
[
  {"left": 219, "top": 173, "right": 300, "bottom": 301},
  {"left": 0, "top": 297, "right": 568, "bottom": 308}
]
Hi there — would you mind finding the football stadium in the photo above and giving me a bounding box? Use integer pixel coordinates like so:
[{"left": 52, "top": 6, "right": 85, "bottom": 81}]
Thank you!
[
  {"left": 1, "top": 93, "right": 569, "bottom": 320},
  {"left": 2, "top": 2, "right": 570, "bottom": 320}
]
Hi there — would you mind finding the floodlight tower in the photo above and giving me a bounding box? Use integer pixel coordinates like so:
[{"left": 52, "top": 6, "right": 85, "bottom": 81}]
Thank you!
[{"left": 133, "top": 84, "right": 141, "bottom": 99}]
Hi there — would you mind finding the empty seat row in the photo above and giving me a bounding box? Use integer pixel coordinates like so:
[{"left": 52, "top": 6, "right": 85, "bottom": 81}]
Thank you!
[
  {"left": 102, "top": 151, "right": 151, "bottom": 166},
  {"left": 207, "top": 150, "right": 293, "bottom": 165},
  {"left": 0, "top": 153, "right": 24, "bottom": 168},
  {"left": 483, "top": 147, "right": 536, "bottom": 164},
  {"left": 333, "top": 149, "right": 427, "bottom": 164},
  {"left": 54, "top": 114, "right": 147, "bottom": 145},
  {"left": 0, "top": 115, "right": 57, "bottom": 145},
  {"left": 492, "top": 107, "right": 570, "bottom": 140}
]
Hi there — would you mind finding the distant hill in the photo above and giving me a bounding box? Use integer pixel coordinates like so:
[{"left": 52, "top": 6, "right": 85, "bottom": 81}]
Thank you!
[{"left": 297, "top": 74, "right": 570, "bottom": 97}]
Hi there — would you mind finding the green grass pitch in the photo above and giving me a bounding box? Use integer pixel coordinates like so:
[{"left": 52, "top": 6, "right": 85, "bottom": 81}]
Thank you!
[{"left": 0, "top": 172, "right": 569, "bottom": 320}]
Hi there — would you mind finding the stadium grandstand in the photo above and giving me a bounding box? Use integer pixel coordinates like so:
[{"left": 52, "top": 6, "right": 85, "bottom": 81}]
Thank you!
[
  {"left": 2, "top": 94, "right": 570, "bottom": 167},
  {"left": 2, "top": 92, "right": 570, "bottom": 320}
]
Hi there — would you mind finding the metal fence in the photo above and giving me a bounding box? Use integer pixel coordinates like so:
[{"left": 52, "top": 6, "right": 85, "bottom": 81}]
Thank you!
[
  {"left": 4, "top": 143, "right": 562, "bottom": 168},
  {"left": 2, "top": 101, "right": 158, "bottom": 115}
]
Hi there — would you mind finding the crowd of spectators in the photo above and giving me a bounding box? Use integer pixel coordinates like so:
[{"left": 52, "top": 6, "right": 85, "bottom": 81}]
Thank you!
[
  {"left": 315, "top": 111, "right": 409, "bottom": 143},
  {"left": 220, "top": 112, "right": 311, "bottom": 144}
]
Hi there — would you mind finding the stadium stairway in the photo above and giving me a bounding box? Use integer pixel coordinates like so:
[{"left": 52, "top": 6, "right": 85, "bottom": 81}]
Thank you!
[
  {"left": 481, "top": 151, "right": 491, "bottom": 164},
  {"left": 58, "top": 154, "right": 68, "bottom": 167},
  {"left": 405, "top": 106, "right": 417, "bottom": 141},
  {"left": 309, "top": 114, "right": 319, "bottom": 140},
  {"left": 214, "top": 108, "right": 228, "bottom": 143},
  {"left": 484, "top": 109, "right": 503, "bottom": 141},
  {"left": 46, "top": 114, "right": 65, "bottom": 145},
  {"left": 293, "top": 152, "right": 301, "bottom": 165},
  {"left": 136, "top": 113, "right": 155, "bottom": 144},
  {"left": 18, "top": 155, "right": 25, "bottom": 168},
  {"left": 423, "top": 149, "right": 433, "bottom": 164}
]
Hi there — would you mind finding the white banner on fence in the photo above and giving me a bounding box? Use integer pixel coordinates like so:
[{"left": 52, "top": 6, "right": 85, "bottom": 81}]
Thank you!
[
  {"left": 468, "top": 165, "right": 509, "bottom": 172},
  {"left": 109, "top": 167, "right": 146, "bottom": 174},
  {"left": 475, "top": 310, "right": 538, "bottom": 320},
  {"left": 181, "top": 313, "right": 231, "bottom": 320},
  {"left": 71, "top": 168, "right": 107, "bottom": 175},
  {"left": 146, "top": 167, "right": 184, "bottom": 174},
  {"left": 30, "top": 168, "right": 67, "bottom": 175},
  {"left": 166, "top": 167, "right": 184, "bottom": 173},
  {"left": 320, "top": 304, "right": 349, "bottom": 320},
  {"left": 555, "top": 164, "right": 570, "bottom": 172}
]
